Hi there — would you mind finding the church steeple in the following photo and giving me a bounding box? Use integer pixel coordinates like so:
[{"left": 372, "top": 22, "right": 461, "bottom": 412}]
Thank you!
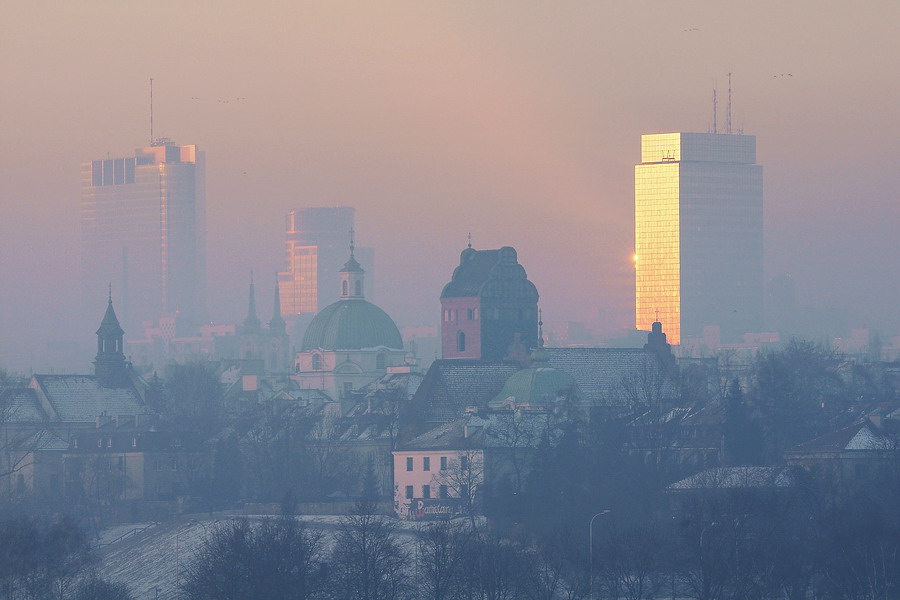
[
  {"left": 243, "top": 271, "right": 261, "bottom": 332},
  {"left": 269, "top": 276, "right": 286, "bottom": 334},
  {"left": 340, "top": 227, "right": 365, "bottom": 300},
  {"left": 94, "top": 288, "right": 128, "bottom": 387}
]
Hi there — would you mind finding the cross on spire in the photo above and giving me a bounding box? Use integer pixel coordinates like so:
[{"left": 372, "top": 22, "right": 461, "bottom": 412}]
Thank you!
[
  {"left": 349, "top": 227, "right": 355, "bottom": 259},
  {"left": 467, "top": 232, "right": 472, "bottom": 249}
]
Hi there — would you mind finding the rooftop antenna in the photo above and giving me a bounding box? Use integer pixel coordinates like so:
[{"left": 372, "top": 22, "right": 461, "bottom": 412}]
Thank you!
[
  {"left": 712, "top": 87, "right": 718, "bottom": 134},
  {"left": 726, "top": 72, "right": 732, "bottom": 135},
  {"left": 149, "top": 78, "right": 154, "bottom": 146}
]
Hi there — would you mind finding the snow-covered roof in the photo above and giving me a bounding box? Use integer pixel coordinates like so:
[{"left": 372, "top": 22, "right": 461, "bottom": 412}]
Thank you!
[
  {"left": 668, "top": 466, "right": 797, "bottom": 491},
  {"left": 31, "top": 375, "right": 148, "bottom": 423}
]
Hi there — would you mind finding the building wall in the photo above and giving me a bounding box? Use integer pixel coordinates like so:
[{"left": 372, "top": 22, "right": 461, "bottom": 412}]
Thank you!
[
  {"left": 392, "top": 449, "right": 483, "bottom": 519},
  {"left": 440, "top": 298, "right": 482, "bottom": 359}
]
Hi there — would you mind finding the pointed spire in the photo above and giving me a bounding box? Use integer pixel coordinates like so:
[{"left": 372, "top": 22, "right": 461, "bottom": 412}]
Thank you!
[
  {"left": 270, "top": 275, "right": 286, "bottom": 333},
  {"left": 243, "top": 271, "right": 261, "bottom": 331},
  {"left": 95, "top": 290, "right": 127, "bottom": 387},
  {"left": 350, "top": 226, "right": 355, "bottom": 260}
]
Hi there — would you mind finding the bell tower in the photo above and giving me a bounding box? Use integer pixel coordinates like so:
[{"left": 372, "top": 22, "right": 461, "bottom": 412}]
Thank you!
[
  {"left": 94, "top": 288, "right": 129, "bottom": 387},
  {"left": 339, "top": 228, "right": 365, "bottom": 300}
]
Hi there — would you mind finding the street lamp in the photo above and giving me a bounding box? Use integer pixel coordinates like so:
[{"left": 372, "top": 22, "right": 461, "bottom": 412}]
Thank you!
[{"left": 589, "top": 510, "right": 611, "bottom": 600}]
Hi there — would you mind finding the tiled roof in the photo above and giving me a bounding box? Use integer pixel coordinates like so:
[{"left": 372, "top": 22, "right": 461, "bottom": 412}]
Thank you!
[
  {"left": 668, "top": 466, "right": 797, "bottom": 491},
  {"left": 401, "top": 412, "right": 550, "bottom": 451},
  {"left": 546, "top": 347, "right": 675, "bottom": 407},
  {"left": 32, "top": 375, "right": 147, "bottom": 423},
  {"left": 412, "top": 360, "right": 520, "bottom": 424},
  {"left": 412, "top": 349, "right": 674, "bottom": 425},
  {"left": 789, "top": 422, "right": 892, "bottom": 453},
  {"left": 0, "top": 389, "right": 47, "bottom": 422}
]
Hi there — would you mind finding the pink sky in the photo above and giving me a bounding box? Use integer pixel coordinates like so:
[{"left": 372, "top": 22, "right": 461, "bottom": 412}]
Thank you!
[{"left": 2, "top": 1, "right": 900, "bottom": 371}]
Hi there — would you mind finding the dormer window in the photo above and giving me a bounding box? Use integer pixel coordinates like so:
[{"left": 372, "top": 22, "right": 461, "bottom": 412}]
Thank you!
[{"left": 312, "top": 354, "right": 322, "bottom": 370}]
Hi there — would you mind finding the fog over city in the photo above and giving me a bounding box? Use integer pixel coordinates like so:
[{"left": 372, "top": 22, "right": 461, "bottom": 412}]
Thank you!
[{"left": 2, "top": 1, "right": 899, "bottom": 371}]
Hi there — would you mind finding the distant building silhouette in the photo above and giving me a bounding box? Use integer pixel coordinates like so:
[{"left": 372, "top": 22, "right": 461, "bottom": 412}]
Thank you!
[
  {"left": 278, "top": 207, "right": 374, "bottom": 318},
  {"left": 440, "top": 246, "right": 539, "bottom": 360},
  {"left": 635, "top": 132, "right": 763, "bottom": 344},
  {"left": 80, "top": 140, "right": 205, "bottom": 335},
  {"left": 237, "top": 275, "right": 291, "bottom": 373}
]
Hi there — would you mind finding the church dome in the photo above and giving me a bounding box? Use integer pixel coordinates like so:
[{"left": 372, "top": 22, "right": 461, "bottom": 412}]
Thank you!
[
  {"left": 301, "top": 299, "right": 403, "bottom": 351},
  {"left": 488, "top": 346, "right": 583, "bottom": 410}
]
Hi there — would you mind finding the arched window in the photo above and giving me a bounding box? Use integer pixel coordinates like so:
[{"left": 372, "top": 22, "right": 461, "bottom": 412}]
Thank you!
[
  {"left": 342, "top": 281, "right": 349, "bottom": 296},
  {"left": 376, "top": 353, "right": 386, "bottom": 370},
  {"left": 355, "top": 280, "right": 362, "bottom": 296},
  {"left": 312, "top": 354, "right": 322, "bottom": 370},
  {"left": 457, "top": 331, "right": 466, "bottom": 353}
]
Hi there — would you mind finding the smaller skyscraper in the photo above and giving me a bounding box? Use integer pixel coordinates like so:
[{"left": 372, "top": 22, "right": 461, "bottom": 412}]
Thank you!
[
  {"left": 278, "top": 207, "right": 374, "bottom": 318},
  {"left": 440, "top": 246, "right": 539, "bottom": 360}
]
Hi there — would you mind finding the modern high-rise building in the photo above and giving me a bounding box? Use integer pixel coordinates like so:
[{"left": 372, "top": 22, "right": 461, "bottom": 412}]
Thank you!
[
  {"left": 80, "top": 140, "right": 205, "bottom": 335},
  {"left": 634, "top": 132, "right": 763, "bottom": 345},
  {"left": 278, "top": 207, "right": 373, "bottom": 317}
]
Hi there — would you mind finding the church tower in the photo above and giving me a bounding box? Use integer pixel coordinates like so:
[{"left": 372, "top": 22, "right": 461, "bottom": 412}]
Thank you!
[
  {"left": 339, "top": 229, "right": 366, "bottom": 300},
  {"left": 94, "top": 291, "right": 129, "bottom": 387}
]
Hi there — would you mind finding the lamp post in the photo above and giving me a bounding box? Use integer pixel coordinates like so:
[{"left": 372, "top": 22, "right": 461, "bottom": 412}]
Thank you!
[{"left": 589, "top": 510, "right": 611, "bottom": 600}]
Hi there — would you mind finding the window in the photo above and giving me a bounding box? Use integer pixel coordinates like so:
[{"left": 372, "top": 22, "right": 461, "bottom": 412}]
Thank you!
[
  {"left": 457, "top": 331, "right": 466, "bottom": 353},
  {"left": 460, "top": 455, "right": 469, "bottom": 470},
  {"left": 97, "top": 439, "right": 102, "bottom": 448},
  {"left": 342, "top": 280, "right": 349, "bottom": 296},
  {"left": 312, "top": 354, "right": 321, "bottom": 370},
  {"left": 376, "top": 353, "right": 386, "bottom": 370},
  {"left": 406, "top": 457, "right": 413, "bottom": 472},
  {"left": 423, "top": 485, "right": 431, "bottom": 499},
  {"left": 473, "top": 308, "right": 479, "bottom": 320},
  {"left": 467, "top": 308, "right": 474, "bottom": 320},
  {"left": 443, "top": 309, "right": 451, "bottom": 322},
  {"left": 405, "top": 485, "right": 414, "bottom": 499},
  {"left": 440, "top": 485, "right": 448, "bottom": 498},
  {"left": 355, "top": 280, "right": 362, "bottom": 296},
  {"left": 440, "top": 456, "right": 447, "bottom": 470},
  {"left": 73, "top": 438, "right": 78, "bottom": 449},
  {"left": 107, "top": 438, "right": 113, "bottom": 448},
  {"left": 423, "top": 457, "right": 430, "bottom": 471},
  {"left": 131, "top": 437, "right": 137, "bottom": 448}
]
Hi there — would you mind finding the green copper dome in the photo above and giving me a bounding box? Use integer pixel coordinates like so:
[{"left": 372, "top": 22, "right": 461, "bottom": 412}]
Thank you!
[
  {"left": 301, "top": 299, "right": 403, "bottom": 351},
  {"left": 488, "top": 351, "right": 583, "bottom": 410}
]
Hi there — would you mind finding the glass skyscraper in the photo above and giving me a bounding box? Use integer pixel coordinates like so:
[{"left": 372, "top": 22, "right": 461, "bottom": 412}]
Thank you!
[
  {"left": 278, "top": 207, "right": 373, "bottom": 317},
  {"left": 80, "top": 140, "right": 205, "bottom": 335},
  {"left": 635, "top": 133, "right": 763, "bottom": 345}
]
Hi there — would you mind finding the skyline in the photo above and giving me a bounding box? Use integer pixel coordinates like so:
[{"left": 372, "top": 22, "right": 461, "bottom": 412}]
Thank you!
[{"left": 3, "top": 1, "right": 900, "bottom": 371}]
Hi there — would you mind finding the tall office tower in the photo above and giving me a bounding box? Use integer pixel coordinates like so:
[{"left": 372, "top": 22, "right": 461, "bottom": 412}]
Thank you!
[
  {"left": 80, "top": 140, "right": 205, "bottom": 335},
  {"left": 278, "top": 207, "right": 374, "bottom": 317},
  {"left": 635, "top": 133, "right": 763, "bottom": 345}
]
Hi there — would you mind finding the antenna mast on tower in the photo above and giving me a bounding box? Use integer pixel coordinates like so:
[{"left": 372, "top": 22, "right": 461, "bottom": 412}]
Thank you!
[
  {"left": 712, "top": 88, "right": 718, "bottom": 134},
  {"left": 149, "top": 77, "right": 154, "bottom": 145},
  {"left": 726, "top": 72, "right": 732, "bottom": 134}
]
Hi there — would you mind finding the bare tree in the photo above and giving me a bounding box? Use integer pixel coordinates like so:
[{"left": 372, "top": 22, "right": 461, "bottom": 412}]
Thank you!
[
  {"left": 415, "top": 521, "right": 472, "bottom": 600},
  {"left": 431, "top": 449, "right": 484, "bottom": 530},
  {"left": 182, "top": 517, "right": 328, "bottom": 600},
  {"left": 330, "top": 504, "right": 411, "bottom": 600}
]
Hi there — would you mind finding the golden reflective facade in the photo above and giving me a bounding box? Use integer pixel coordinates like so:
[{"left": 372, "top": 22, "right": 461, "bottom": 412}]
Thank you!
[{"left": 635, "top": 133, "right": 763, "bottom": 345}]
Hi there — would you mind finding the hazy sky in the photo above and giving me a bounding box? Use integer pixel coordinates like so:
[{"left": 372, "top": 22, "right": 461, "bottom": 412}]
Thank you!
[{"left": 2, "top": 1, "right": 900, "bottom": 371}]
